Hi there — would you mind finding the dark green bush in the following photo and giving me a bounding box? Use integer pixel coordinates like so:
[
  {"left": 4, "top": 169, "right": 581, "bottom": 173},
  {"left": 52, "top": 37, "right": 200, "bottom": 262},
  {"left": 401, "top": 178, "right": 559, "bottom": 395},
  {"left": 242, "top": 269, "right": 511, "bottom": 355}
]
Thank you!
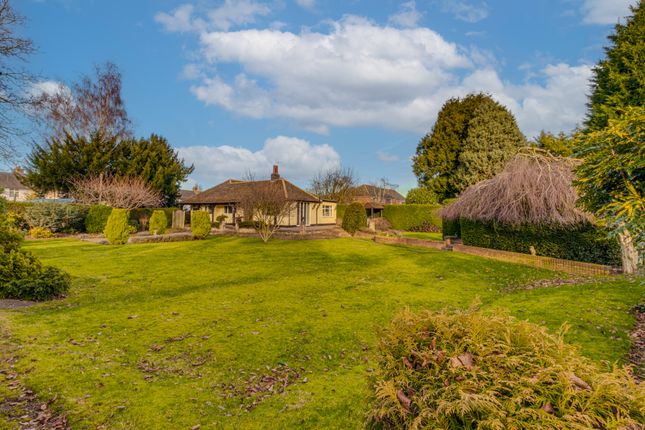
[
  {"left": 342, "top": 202, "right": 367, "bottom": 235},
  {"left": 459, "top": 219, "right": 621, "bottom": 265},
  {"left": 0, "top": 226, "right": 71, "bottom": 301},
  {"left": 336, "top": 204, "right": 348, "bottom": 221},
  {"left": 149, "top": 210, "right": 167, "bottom": 235},
  {"left": 383, "top": 204, "right": 442, "bottom": 231},
  {"left": 85, "top": 205, "right": 113, "bottom": 234},
  {"left": 191, "top": 211, "right": 211, "bottom": 239},
  {"left": 130, "top": 208, "right": 177, "bottom": 229},
  {"left": 104, "top": 208, "right": 131, "bottom": 245},
  {"left": 442, "top": 217, "right": 461, "bottom": 238},
  {"left": 367, "top": 308, "right": 643, "bottom": 429},
  {"left": 24, "top": 203, "right": 87, "bottom": 233},
  {"left": 238, "top": 220, "right": 265, "bottom": 229}
]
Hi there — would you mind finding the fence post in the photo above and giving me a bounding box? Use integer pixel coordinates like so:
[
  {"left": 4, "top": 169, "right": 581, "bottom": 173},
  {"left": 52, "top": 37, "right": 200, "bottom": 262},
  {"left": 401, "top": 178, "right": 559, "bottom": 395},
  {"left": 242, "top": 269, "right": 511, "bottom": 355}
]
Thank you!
[{"left": 172, "top": 210, "right": 185, "bottom": 229}]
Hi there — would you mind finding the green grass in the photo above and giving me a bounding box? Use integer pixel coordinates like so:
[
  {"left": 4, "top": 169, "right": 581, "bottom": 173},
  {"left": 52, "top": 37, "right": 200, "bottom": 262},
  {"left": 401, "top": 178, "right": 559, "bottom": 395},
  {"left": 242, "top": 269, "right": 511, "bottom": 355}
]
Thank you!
[
  {"left": 402, "top": 231, "right": 443, "bottom": 241},
  {"left": 0, "top": 237, "right": 642, "bottom": 429}
]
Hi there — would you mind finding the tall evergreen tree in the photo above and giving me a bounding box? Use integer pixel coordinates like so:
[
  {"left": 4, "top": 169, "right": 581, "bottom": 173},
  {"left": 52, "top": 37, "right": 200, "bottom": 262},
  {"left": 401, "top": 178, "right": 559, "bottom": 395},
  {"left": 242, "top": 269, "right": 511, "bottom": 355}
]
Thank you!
[
  {"left": 454, "top": 100, "right": 526, "bottom": 191},
  {"left": 412, "top": 93, "right": 491, "bottom": 200},
  {"left": 585, "top": 0, "right": 644, "bottom": 131}
]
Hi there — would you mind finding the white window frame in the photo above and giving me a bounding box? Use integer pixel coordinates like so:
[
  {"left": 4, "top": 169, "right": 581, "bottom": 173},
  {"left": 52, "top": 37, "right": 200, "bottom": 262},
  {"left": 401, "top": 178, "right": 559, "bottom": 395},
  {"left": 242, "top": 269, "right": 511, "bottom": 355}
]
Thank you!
[{"left": 322, "top": 204, "right": 333, "bottom": 217}]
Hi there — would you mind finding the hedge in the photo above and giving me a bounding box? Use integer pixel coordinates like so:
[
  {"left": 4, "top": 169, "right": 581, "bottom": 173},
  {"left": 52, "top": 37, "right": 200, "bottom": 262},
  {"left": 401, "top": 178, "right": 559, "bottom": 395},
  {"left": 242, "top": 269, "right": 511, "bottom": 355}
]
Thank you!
[
  {"left": 442, "top": 218, "right": 461, "bottom": 238},
  {"left": 336, "top": 204, "right": 348, "bottom": 221},
  {"left": 129, "top": 207, "right": 177, "bottom": 230},
  {"left": 342, "top": 202, "right": 367, "bottom": 235},
  {"left": 457, "top": 218, "right": 621, "bottom": 266},
  {"left": 383, "top": 204, "right": 442, "bottom": 231},
  {"left": 85, "top": 205, "right": 113, "bottom": 234}
]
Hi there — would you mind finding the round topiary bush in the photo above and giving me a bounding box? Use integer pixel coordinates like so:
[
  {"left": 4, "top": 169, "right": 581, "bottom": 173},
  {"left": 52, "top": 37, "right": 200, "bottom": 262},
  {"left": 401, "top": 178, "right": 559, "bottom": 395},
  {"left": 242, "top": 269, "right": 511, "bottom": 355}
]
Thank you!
[
  {"left": 104, "top": 208, "right": 131, "bottom": 245},
  {"left": 342, "top": 202, "right": 367, "bottom": 235},
  {"left": 149, "top": 210, "right": 167, "bottom": 235},
  {"left": 85, "top": 204, "right": 112, "bottom": 234},
  {"left": 191, "top": 210, "right": 211, "bottom": 239},
  {"left": 367, "top": 308, "right": 643, "bottom": 429}
]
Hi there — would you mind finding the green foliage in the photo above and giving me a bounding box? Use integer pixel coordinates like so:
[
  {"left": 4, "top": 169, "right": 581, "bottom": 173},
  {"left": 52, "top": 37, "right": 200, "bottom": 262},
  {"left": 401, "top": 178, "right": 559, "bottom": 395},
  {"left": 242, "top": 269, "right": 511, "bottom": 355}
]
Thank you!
[
  {"left": 586, "top": 2, "right": 645, "bottom": 131},
  {"left": 0, "top": 223, "right": 70, "bottom": 301},
  {"left": 130, "top": 207, "right": 176, "bottom": 229},
  {"left": 104, "top": 208, "right": 131, "bottom": 245},
  {"left": 575, "top": 107, "right": 644, "bottom": 261},
  {"left": 23, "top": 132, "right": 193, "bottom": 206},
  {"left": 413, "top": 94, "right": 525, "bottom": 200},
  {"left": 336, "top": 204, "right": 347, "bottom": 221},
  {"left": 405, "top": 187, "right": 438, "bottom": 204},
  {"left": 453, "top": 99, "right": 526, "bottom": 191},
  {"left": 149, "top": 210, "right": 168, "bottom": 235},
  {"left": 383, "top": 204, "right": 442, "bottom": 231},
  {"left": 85, "top": 205, "right": 113, "bottom": 234},
  {"left": 458, "top": 218, "right": 621, "bottom": 265},
  {"left": 238, "top": 220, "right": 266, "bottom": 229},
  {"left": 341, "top": 202, "right": 367, "bottom": 235},
  {"left": 367, "top": 308, "right": 643, "bottom": 429},
  {"left": 24, "top": 203, "right": 87, "bottom": 233},
  {"left": 531, "top": 130, "right": 576, "bottom": 157},
  {"left": 29, "top": 227, "right": 54, "bottom": 239},
  {"left": 441, "top": 217, "right": 461, "bottom": 238},
  {"left": 190, "top": 211, "right": 211, "bottom": 239}
]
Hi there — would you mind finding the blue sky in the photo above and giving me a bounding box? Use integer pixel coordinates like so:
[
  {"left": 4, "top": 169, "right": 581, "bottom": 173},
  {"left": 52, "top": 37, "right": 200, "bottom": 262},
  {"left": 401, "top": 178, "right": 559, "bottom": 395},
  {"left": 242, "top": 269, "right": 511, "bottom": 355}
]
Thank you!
[{"left": 12, "top": 0, "right": 637, "bottom": 191}]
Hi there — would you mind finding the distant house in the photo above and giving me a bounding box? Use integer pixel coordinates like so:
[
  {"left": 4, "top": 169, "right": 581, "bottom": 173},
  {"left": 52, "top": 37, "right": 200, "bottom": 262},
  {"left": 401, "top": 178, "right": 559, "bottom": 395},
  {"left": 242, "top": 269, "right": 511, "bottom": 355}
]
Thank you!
[
  {"left": 0, "top": 172, "right": 33, "bottom": 202},
  {"left": 351, "top": 184, "right": 405, "bottom": 217},
  {"left": 183, "top": 165, "right": 337, "bottom": 227}
]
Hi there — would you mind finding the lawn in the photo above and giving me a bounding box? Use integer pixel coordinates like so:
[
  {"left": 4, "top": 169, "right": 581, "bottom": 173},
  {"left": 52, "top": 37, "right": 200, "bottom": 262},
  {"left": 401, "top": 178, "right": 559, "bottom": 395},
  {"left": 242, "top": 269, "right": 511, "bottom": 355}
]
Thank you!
[
  {"left": 0, "top": 237, "right": 642, "bottom": 429},
  {"left": 402, "top": 231, "right": 443, "bottom": 241}
]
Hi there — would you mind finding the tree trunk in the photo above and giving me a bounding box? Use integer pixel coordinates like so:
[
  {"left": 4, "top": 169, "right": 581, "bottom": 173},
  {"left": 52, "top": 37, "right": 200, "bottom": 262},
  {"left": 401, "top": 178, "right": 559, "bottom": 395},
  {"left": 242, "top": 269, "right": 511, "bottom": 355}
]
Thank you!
[{"left": 617, "top": 229, "right": 639, "bottom": 274}]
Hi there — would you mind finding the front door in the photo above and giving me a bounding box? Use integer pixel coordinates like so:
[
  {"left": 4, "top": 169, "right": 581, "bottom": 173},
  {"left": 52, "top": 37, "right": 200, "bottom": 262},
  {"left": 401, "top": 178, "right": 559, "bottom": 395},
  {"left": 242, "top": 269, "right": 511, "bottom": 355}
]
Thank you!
[{"left": 298, "top": 202, "right": 310, "bottom": 226}]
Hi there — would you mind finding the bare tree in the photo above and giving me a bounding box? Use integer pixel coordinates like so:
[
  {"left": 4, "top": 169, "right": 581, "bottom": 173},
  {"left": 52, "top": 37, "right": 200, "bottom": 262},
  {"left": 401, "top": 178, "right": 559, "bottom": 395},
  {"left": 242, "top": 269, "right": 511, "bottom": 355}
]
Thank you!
[
  {"left": 238, "top": 181, "right": 291, "bottom": 243},
  {"left": 310, "top": 167, "right": 357, "bottom": 204},
  {"left": 34, "top": 62, "right": 131, "bottom": 140},
  {"left": 0, "top": 0, "right": 35, "bottom": 161},
  {"left": 369, "top": 177, "right": 399, "bottom": 204},
  {"left": 70, "top": 175, "right": 161, "bottom": 209}
]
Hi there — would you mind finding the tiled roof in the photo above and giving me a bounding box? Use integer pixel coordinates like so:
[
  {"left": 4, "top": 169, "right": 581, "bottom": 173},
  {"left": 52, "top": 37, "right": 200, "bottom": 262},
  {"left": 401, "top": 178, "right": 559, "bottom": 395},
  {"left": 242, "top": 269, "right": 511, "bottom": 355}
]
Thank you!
[
  {"left": 354, "top": 184, "right": 405, "bottom": 202},
  {"left": 183, "top": 178, "right": 324, "bottom": 204},
  {"left": 0, "top": 172, "right": 30, "bottom": 190}
]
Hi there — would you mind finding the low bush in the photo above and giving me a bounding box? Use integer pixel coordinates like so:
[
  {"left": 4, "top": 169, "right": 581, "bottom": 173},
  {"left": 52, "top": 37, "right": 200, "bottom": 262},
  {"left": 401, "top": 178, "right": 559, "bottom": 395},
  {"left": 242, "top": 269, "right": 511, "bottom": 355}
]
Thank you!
[
  {"left": 342, "top": 202, "right": 367, "bottom": 235},
  {"left": 149, "top": 210, "right": 167, "bottom": 235},
  {"left": 130, "top": 208, "right": 177, "bottom": 230},
  {"left": 29, "top": 227, "right": 54, "bottom": 238},
  {"left": 367, "top": 308, "right": 643, "bottom": 429},
  {"left": 25, "top": 203, "right": 87, "bottom": 233},
  {"left": 191, "top": 211, "right": 211, "bottom": 239},
  {"left": 85, "top": 205, "right": 112, "bottom": 234},
  {"left": 383, "top": 204, "right": 442, "bottom": 231},
  {"left": 104, "top": 209, "right": 131, "bottom": 245},
  {"left": 458, "top": 219, "right": 621, "bottom": 265}
]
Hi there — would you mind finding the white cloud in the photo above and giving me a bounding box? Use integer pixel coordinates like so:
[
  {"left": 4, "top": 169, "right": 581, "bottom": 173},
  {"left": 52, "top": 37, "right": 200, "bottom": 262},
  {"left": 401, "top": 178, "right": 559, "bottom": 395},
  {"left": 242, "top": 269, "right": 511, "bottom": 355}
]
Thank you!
[
  {"left": 440, "top": 1, "right": 488, "bottom": 23},
  {"left": 581, "top": 0, "right": 635, "bottom": 25},
  {"left": 388, "top": 1, "right": 422, "bottom": 28},
  {"left": 295, "top": 0, "right": 316, "bottom": 11},
  {"left": 155, "top": 1, "right": 270, "bottom": 33},
  {"left": 377, "top": 151, "right": 400, "bottom": 162},
  {"left": 177, "top": 136, "right": 340, "bottom": 186},
  {"left": 28, "top": 80, "right": 69, "bottom": 98}
]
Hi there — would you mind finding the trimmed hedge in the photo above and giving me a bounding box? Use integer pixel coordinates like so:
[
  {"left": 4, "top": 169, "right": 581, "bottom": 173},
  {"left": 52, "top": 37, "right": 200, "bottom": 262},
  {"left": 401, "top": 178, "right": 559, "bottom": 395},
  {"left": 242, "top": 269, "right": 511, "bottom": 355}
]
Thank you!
[
  {"left": 383, "top": 204, "right": 442, "bottom": 231},
  {"left": 342, "top": 202, "right": 367, "bottom": 235},
  {"left": 85, "top": 205, "right": 113, "bottom": 234},
  {"left": 130, "top": 207, "right": 177, "bottom": 231},
  {"left": 191, "top": 211, "right": 211, "bottom": 239},
  {"left": 457, "top": 218, "right": 621, "bottom": 265},
  {"left": 336, "top": 204, "right": 348, "bottom": 221},
  {"left": 104, "top": 209, "right": 131, "bottom": 245},
  {"left": 149, "top": 210, "right": 168, "bottom": 235},
  {"left": 367, "top": 308, "right": 643, "bottom": 429},
  {"left": 442, "top": 218, "right": 461, "bottom": 238}
]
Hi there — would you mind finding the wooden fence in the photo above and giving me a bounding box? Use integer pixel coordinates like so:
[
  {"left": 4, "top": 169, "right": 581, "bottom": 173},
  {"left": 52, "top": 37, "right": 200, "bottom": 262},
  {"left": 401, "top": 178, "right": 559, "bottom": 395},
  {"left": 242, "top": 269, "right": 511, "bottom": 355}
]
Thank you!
[{"left": 364, "top": 234, "right": 620, "bottom": 276}]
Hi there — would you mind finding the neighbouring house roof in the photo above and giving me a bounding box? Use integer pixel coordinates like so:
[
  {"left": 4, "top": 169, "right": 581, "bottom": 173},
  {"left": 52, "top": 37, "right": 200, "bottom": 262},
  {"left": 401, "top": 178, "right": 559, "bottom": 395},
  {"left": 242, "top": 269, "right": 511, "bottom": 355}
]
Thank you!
[
  {"left": 183, "top": 178, "right": 326, "bottom": 205},
  {"left": 363, "top": 201, "right": 384, "bottom": 210},
  {"left": 354, "top": 184, "right": 405, "bottom": 203},
  {"left": 178, "top": 189, "right": 195, "bottom": 202},
  {"left": 0, "top": 172, "right": 30, "bottom": 190}
]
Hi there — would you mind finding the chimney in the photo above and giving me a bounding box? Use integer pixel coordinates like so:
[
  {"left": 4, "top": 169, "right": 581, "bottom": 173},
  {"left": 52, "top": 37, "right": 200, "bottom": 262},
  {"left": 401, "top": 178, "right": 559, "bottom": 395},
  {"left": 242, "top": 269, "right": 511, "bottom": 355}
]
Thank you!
[{"left": 271, "top": 164, "right": 280, "bottom": 180}]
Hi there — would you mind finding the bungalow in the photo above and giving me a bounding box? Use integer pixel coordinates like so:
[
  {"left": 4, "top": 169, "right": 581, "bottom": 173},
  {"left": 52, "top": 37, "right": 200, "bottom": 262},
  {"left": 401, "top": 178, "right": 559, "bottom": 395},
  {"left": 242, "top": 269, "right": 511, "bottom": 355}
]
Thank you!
[
  {"left": 182, "top": 166, "right": 337, "bottom": 227},
  {"left": 0, "top": 171, "right": 33, "bottom": 202}
]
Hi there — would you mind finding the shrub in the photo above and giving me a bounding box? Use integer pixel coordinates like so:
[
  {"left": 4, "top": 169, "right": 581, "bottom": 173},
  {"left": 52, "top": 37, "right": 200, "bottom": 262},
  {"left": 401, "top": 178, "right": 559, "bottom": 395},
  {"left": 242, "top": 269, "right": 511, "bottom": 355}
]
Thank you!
[
  {"left": 24, "top": 203, "right": 87, "bottom": 233},
  {"left": 29, "top": 227, "right": 54, "bottom": 239},
  {"left": 458, "top": 219, "right": 621, "bottom": 265},
  {"left": 85, "top": 205, "right": 112, "bottom": 234},
  {"left": 442, "top": 217, "right": 461, "bottom": 238},
  {"left": 129, "top": 208, "right": 177, "bottom": 230},
  {"left": 405, "top": 187, "right": 438, "bottom": 204},
  {"left": 191, "top": 211, "right": 211, "bottom": 239},
  {"left": 383, "top": 204, "right": 442, "bottom": 231},
  {"left": 342, "top": 203, "right": 367, "bottom": 235},
  {"left": 336, "top": 204, "right": 348, "bottom": 221},
  {"left": 408, "top": 221, "right": 440, "bottom": 233},
  {"left": 149, "top": 210, "right": 167, "bottom": 235},
  {"left": 104, "top": 209, "right": 131, "bottom": 245},
  {"left": 367, "top": 308, "right": 643, "bottom": 429}
]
